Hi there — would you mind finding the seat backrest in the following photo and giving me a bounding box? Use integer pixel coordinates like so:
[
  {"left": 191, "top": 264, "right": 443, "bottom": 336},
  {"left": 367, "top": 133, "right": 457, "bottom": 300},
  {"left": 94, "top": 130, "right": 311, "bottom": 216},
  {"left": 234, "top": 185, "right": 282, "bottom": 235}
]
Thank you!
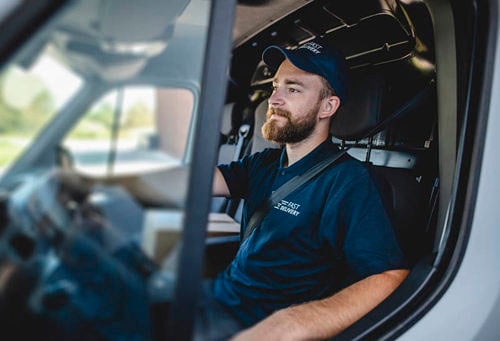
[
  {"left": 212, "top": 102, "right": 238, "bottom": 213},
  {"left": 217, "top": 102, "right": 237, "bottom": 163},
  {"left": 368, "top": 165, "right": 430, "bottom": 264},
  {"left": 330, "top": 71, "right": 435, "bottom": 264}
]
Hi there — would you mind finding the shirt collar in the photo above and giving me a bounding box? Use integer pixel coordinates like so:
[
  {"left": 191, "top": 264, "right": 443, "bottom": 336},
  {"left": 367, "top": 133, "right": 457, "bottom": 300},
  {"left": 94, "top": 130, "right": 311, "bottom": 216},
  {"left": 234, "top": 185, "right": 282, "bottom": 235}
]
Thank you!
[{"left": 278, "top": 136, "right": 340, "bottom": 173}]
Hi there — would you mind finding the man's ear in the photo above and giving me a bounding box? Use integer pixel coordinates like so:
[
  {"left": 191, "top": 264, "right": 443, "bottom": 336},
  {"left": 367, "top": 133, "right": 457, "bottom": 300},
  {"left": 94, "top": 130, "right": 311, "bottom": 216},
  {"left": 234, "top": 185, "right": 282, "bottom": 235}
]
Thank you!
[{"left": 318, "top": 95, "right": 341, "bottom": 119}]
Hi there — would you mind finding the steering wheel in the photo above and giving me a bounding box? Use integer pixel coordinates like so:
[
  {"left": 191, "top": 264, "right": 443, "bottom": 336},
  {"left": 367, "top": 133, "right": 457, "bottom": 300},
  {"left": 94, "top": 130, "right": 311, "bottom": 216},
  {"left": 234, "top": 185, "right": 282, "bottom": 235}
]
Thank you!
[{"left": 2, "top": 168, "right": 158, "bottom": 340}]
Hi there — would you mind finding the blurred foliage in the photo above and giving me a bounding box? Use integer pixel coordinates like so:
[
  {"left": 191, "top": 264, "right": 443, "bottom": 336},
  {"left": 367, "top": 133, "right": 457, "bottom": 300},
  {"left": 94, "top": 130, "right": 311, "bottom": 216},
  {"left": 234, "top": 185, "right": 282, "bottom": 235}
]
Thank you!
[
  {"left": 66, "top": 102, "right": 115, "bottom": 139},
  {"left": 123, "top": 102, "right": 154, "bottom": 129},
  {"left": 88, "top": 102, "right": 115, "bottom": 127},
  {"left": 0, "top": 139, "right": 25, "bottom": 166},
  {"left": 67, "top": 99, "right": 154, "bottom": 139},
  {"left": 0, "top": 75, "right": 55, "bottom": 133},
  {"left": 0, "top": 71, "right": 155, "bottom": 169}
]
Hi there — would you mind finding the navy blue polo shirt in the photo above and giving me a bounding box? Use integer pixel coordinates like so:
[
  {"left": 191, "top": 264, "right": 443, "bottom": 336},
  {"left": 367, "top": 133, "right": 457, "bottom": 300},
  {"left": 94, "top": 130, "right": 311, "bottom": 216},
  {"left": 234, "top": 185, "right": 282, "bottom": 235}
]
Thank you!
[{"left": 213, "top": 137, "right": 406, "bottom": 327}]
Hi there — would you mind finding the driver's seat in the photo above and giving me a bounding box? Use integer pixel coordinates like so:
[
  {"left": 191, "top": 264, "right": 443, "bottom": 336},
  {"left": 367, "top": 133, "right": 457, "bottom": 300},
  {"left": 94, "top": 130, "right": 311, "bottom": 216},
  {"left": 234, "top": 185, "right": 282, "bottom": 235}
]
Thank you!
[{"left": 330, "top": 70, "right": 436, "bottom": 265}]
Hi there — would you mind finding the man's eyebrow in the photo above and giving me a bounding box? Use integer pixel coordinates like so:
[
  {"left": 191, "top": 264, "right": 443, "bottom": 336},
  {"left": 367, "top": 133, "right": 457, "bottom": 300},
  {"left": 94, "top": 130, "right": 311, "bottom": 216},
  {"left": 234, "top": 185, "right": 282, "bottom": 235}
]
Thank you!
[{"left": 272, "top": 78, "right": 306, "bottom": 87}]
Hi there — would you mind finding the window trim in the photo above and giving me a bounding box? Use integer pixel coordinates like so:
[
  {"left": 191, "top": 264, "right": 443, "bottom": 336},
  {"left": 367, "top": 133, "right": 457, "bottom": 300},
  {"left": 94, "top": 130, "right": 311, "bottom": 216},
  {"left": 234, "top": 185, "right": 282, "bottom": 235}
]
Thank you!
[{"left": 164, "top": 0, "right": 237, "bottom": 339}]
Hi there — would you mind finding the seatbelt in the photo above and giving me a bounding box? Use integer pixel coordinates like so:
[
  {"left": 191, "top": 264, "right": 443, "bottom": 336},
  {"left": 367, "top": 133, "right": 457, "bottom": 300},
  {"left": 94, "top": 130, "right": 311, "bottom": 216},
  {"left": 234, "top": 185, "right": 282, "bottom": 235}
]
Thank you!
[
  {"left": 233, "top": 124, "right": 251, "bottom": 161},
  {"left": 242, "top": 149, "right": 348, "bottom": 241},
  {"left": 361, "top": 83, "right": 434, "bottom": 138}
]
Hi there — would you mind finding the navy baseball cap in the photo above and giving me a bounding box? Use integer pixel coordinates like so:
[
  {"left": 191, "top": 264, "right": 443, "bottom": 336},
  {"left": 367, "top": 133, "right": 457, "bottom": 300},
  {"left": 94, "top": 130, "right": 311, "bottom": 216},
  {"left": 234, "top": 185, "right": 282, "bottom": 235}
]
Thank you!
[{"left": 262, "top": 38, "right": 348, "bottom": 102}]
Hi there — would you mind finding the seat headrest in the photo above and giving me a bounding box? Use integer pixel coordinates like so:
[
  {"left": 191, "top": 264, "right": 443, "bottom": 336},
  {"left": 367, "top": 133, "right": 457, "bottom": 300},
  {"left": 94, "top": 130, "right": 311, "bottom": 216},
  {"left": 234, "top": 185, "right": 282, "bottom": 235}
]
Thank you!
[{"left": 330, "top": 72, "right": 386, "bottom": 141}]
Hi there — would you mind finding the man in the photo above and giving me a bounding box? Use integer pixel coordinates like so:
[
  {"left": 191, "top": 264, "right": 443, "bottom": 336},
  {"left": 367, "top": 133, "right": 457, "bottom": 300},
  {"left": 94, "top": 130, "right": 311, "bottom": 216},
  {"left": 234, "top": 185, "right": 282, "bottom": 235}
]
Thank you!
[{"left": 210, "top": 38, "right": 409, "bottom": 340}]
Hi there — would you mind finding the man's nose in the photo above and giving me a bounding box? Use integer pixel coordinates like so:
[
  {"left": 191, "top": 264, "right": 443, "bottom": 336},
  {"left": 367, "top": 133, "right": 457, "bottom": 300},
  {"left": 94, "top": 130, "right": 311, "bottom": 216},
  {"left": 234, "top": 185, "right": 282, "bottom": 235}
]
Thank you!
[{"left": 268, "top": 88, "right": 284, "bottom": 108}]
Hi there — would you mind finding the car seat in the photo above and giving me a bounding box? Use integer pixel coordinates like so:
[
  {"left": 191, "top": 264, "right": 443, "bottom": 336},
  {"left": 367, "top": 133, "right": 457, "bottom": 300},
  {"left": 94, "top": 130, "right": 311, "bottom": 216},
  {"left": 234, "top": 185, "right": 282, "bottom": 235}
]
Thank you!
[{"left": 330, "top": 70, "right": 437, "bottom": 265}]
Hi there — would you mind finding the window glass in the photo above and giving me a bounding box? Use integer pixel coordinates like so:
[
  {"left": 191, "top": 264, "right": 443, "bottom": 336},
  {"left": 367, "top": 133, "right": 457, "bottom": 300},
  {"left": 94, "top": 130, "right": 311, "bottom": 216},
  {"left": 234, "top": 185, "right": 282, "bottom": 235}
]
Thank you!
[
  {"left": 0, "top": 0, "right": 212, "bottom": 339},
  {"left": 0, "top": 52, "right": 82, "bottom": 175}
]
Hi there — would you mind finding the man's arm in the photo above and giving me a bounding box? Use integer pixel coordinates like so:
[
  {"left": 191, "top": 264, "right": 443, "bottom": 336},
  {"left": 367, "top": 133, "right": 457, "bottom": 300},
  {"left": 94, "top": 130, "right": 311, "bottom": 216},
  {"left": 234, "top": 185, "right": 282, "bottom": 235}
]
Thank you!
[
  {"left": 213, "top": 167, "right": 231, "bottom": 197},
  {"left": 232, "top": 269, "right": 409, "bottom": 341}
]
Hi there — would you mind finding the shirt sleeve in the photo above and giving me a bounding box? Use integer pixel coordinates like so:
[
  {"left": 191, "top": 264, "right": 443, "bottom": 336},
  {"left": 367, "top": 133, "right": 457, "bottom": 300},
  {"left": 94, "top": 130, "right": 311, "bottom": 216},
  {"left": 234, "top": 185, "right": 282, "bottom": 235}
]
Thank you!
[
  {"left": 335, "top": 167, "right": 408, "bottom": 280},
  {"left": 217, "top": 148, "right": 281, "bottom": 199},
  {"left": 217, "top": 155, "right": 252, "bottom": 198}
]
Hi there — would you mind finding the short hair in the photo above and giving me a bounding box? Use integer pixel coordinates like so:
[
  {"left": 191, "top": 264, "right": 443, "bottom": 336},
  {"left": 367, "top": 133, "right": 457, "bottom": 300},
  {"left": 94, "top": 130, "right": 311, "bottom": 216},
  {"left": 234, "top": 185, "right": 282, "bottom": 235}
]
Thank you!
[{"left": 319, "top": 76, "right": 336, "bottom": 100}]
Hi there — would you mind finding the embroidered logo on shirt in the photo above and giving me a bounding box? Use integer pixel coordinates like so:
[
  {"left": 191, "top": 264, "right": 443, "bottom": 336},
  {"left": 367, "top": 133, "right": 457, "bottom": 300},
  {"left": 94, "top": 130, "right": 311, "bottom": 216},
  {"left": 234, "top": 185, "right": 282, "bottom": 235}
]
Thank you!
[{"left": 273, "top": 200, "right": 301, "bottom": 216}]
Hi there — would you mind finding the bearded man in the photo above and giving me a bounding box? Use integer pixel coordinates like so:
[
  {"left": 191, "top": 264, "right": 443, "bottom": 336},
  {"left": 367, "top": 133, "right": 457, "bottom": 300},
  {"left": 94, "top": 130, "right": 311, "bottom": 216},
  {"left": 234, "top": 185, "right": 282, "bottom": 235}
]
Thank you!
[{"left": 207, "top": 38, "right": 409, "bottom": 340}]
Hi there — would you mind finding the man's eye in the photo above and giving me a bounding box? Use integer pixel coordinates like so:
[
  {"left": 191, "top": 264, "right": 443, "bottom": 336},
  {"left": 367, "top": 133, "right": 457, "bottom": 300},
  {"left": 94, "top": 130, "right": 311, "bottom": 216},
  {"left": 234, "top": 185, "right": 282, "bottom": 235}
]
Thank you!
[{"left": 289, "top": 88, "right": 299, "bottom": 93}]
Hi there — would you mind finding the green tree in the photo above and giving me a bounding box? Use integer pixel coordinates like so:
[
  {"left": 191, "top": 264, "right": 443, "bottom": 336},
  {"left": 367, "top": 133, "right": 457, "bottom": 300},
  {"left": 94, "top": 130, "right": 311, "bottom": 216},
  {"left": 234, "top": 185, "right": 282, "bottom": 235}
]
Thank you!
[
  {"left": 0, "top": 73, "right": 21, "bottom": 133},
  {"left": 65, "top": 102, "right": 114, "bottom": 139},
  {"left": 87, "top": 102, "right": 115, "bottom": 127},
  {"left": 0, "top": 86, "right": 55, "bottom": 133},
  {"left": 23, "top": 90, "right": 56, "bottom": 130},
  {"left": 123, "top": 102, "right": 154, "bottom": 129},
  {"left": 0, "top": 100, "right": 21, "bottom": 133}
]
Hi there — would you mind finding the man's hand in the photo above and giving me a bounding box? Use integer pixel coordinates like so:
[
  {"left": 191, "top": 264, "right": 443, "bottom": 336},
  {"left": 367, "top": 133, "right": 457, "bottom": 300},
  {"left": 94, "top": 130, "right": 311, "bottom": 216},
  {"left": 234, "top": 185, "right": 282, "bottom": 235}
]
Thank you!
[{"left": 231, "top": 269, "right": 409, "bottom": 340}]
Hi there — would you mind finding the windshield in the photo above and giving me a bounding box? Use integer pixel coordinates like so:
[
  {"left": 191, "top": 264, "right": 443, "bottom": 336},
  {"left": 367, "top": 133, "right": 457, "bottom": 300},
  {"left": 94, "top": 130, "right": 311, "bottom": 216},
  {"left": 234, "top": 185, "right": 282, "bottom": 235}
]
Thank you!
[{"left": 0, "top": 0, "right": 212, "bottom": 339}]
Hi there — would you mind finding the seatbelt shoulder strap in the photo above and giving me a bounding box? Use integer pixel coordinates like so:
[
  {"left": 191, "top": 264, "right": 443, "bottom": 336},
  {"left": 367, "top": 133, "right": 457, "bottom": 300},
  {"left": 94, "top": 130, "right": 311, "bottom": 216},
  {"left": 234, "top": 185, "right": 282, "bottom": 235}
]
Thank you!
[{"left": 242, "top": 149, "right": 348, "bottom": 241}]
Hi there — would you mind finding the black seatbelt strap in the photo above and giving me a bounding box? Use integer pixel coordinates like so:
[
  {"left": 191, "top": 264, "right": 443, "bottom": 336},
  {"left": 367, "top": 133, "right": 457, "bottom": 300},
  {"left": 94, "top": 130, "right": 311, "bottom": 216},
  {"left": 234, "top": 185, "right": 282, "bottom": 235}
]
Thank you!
[
  {"left": 242, "top": 148, "right": 348, "bottom": 241},
  {"left": 363, "top": 83, "right": 434, "bottom": 138}
]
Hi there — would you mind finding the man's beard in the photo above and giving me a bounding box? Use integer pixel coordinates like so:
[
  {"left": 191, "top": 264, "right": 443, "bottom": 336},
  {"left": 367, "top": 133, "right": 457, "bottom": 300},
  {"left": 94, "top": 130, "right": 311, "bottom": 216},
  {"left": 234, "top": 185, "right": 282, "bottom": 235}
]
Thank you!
[{"left": 261, "top": 104, "right": 319, "bottom": 144}]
